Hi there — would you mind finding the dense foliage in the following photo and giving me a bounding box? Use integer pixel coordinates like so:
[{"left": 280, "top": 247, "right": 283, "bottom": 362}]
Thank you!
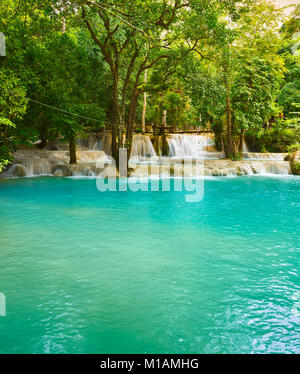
[{"left": 0, "top": 0, "right": 299, "bottom": 169}]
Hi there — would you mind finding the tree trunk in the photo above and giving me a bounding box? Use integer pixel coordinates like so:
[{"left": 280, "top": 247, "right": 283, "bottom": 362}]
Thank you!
[
  {"left": 226, "top": 83, "right": 236, "bottom": 157},
  {"left": 111, "top": 79, "right": 120, "bottom": 168},
  {"left": 126, "top": 91, "right": 140, "bottom": 162},
  {"left": 161, "top": 136, "right": 169, "bottom": 156},
  {"left": 141, "top": 70, "right": 147, "bottom": 134},
  {"left": 160, "top": 110, "right": 168, "bottom": 156},
  {"left": 62, "top": 17, "right": 66, "bottom": 33},
  {"left": 39, "top": 136, "right": 47, "bottom": 149},
  {"left": 111, "top": 113, "right": 119, "bottom": 167},
  {"left": 69, "top": 134, "right": 77, "bottom": 164},
  {"left": 38, "top": 122, "right": 47, "bottom": 149},
  {"left": 161, "top": 110, "right": 167, "bottom": 135}
]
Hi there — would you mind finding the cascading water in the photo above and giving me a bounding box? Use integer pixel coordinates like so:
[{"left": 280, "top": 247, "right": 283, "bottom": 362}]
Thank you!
[
  {"left": 130, "top": 135, "right": 157, "bottom": 159},
  {"left": 4, "top": 133, "right": 294, "bottom": 178},
  {"left": 168, "top": 134, "right": 205, "bottom": 157},
  {"left": 243, "top": 141, "right": 249, "bottom": 153},
  {"left": 76, "top": 134, "right": 112, "bottom": 155},
  {"left": 91, "top": 133, "right": 112, "bottom": 155},
  {"left": 166, "top": 134, "right": 223, "bottom": 159},
  {"left": 24, "top": 158, "right": 52, "bottom": 176},
  {"left": 251, "top": 161, "right": 291, "bottom": 175}
]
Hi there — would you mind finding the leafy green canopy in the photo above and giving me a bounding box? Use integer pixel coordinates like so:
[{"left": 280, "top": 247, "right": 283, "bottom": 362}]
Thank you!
[
  {"left": 0, "top": 0, "right": 299, "bottom": 165},
  {"left": 0, "top": 70, "right": 27, "bottom": 171}
]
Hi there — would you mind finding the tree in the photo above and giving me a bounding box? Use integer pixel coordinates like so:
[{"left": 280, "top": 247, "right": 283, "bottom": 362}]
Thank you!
[
  {"left": 0, "top": 70, "right": 27, "bottom": 171},
  {"left": 66, "top": 0, "right": 239, "bottom": 165},
  {"left": 186, "top": 0, "right": 285, "bottom": 157},
  {"left": 278, "top": 5, "right": 300, "bottom": 122},
  {"left": 1, "top": 0, "right": 109, "bottom": 164}
]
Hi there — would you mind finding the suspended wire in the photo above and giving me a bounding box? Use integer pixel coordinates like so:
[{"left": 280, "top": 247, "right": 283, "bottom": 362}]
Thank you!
[
  {"left": 28, "top": 2, "right": 180, "bottom": 124},
  {"left": 28, "top": 98, "right": 103, "bottom": 123}
]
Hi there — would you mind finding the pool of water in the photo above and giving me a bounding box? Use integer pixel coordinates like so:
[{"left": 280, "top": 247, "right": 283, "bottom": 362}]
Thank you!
[{"left": 0, "top": 176, "right": 299, "bottom": 353}]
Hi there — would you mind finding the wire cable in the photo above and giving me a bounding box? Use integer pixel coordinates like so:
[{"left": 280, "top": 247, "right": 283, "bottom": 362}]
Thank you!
[{"left": 28, "top": 98, "right": 103, "bottom": 123}]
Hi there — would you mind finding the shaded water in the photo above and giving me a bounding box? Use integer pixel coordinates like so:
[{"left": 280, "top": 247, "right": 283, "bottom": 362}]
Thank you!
[{"left": 0, "top": 177, "right": 299, "bottom": 353}]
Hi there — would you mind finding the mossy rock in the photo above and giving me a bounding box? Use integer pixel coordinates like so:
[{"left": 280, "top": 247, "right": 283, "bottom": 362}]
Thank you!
[
  {"left": 11, "top": 164, "right": 27, "bottom": 177},
  {"left": 236, "top": 167, "right": 243, "bottom": 176},
  {"left": 52, "top": 164, "right": 73, "bottom": 176},
  {"left": 251, "top": 166, "right": 258, "bottom": 174}
]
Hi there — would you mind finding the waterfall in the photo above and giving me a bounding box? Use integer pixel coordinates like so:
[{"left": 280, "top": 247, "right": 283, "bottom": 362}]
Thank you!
[
  {"left": 243, "top": 141, "right": 249, "bottom": 153},
  {"left": 76, "top": 134, "right": 112, "bottom": 155},
  {"left": 130, "top": 135, "right": 157, "bottom": 159},
  {"left": 77, "top": 133, "right": 220, "bottom": 159},
  {"left": 130, "top": 159, "right": 291, "bottom": 178},
  {"left": 87, "top": 133, "right": 156, "bottom": 159},
  {"left": 24, "top": 158, "right": 52, "bottom": 176},
  {"left": 5, "top": 132, "right": 293, "bottom": 178},
  {"left": 167, "top": 134, "right": 216, "bottom": 157},
  {"left": 203, "top": 160, "right": 291, "bottom": 176},
  {"left": 76, "top": 135, "right": 98, "bottom": 150},
  {"left": 91, "top": 133, "right": 112, "bottom": 155},
  {"left": 252, "top": 161, "right": 291, "bottom": 175}
]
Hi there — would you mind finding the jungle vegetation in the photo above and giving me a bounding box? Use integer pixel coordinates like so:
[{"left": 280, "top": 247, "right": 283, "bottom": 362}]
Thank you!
[{"left": 0, "top": 0, "right": 299, "bottom": 170}]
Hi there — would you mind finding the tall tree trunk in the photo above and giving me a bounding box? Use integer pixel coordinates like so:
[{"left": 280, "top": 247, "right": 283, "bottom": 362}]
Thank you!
[
  {"left": 39, "top": 136, "right": 47, "bottom": 149},
  {"left": 111, "top": 78, "right": 120, "bottom": 168},
  {"left": 126, "top": 90, "right": 140, "bottom": 161},
  {"left": 161, "top": 110, "right": 167, "bottom": 134},
  {"left": 226, "top": 83, "right": 236, "bottom": 157},
  {"left": 69, "top": 134, "right": 77, "bottom": 164},
  {"left": 62, "top": 17, "right": 66, "bottom": 33},
  {"left": 161, "top": 110, "right": 168, "bottom": 155},
  {"left": 141, "top": 70, "right": 147, "bottom": 134},
  {"left": 62, "top": 3, "right": 66, "bottom": 34},
  {"left": 38, "top": 123, "right": 47, "bottom": 149}
]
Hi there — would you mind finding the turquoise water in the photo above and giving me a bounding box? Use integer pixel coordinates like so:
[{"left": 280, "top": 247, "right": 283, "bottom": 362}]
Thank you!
[{"left": 0, "top": 176, "right": 299, "bottom": 354}]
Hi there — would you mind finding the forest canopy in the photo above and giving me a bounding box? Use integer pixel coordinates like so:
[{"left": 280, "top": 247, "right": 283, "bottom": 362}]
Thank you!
[{"left": 0, "top": 0, "right": 299, "bottom": 170}]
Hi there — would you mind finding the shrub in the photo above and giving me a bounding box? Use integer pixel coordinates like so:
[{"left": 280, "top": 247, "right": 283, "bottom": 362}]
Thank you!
[
  {"left": 246, "top": 119, "right": 300, "bottom": 153},
  {"left": 291, "top": 161, "right": 300, "bottom": 175},
  {"left": 228, "top": 152, "right": 242, "bottom": 161}
]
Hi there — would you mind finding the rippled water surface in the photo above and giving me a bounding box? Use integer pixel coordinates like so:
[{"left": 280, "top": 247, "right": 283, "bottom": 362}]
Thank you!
[{"left": 0, "top": 176, "right": 299, "bottom": 353}]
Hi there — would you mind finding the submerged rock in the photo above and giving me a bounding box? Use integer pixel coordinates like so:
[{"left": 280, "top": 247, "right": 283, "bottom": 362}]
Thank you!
[
  {"left": 11, "top": 164, "right": 27, "bottom": 177},
  {"left": 52, "top": 164, "right": 74, "bottom": 177}
]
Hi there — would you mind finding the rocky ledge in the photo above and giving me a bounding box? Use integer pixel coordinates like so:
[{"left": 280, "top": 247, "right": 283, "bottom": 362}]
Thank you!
[{"left": 0, "top": 149, "right": 298, "bottom": 178}]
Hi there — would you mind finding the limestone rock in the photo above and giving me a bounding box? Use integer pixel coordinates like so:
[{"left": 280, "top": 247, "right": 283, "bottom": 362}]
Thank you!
[
  {"left": 0, "top": 164, "right": 27, "bottom": 178},
  {"left": 52, "top": 164, "right": 73, "bottom": 176},
  {"left": 9, "top": 164, "right": 27, "bottom": 177}
]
